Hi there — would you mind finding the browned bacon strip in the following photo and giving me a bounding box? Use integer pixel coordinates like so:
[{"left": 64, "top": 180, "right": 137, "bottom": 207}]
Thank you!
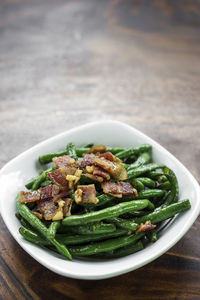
[
  {"left": 63, "top": 198, "right": 73, "bottom": 217},
  {"left": 81, "top": 154, "right": 95, "bottom": 167},
  {"left": 93, "top": 167, "right": 110, "bottom": 180},
  {"left": 40, "top": 185, "right": 53, "bottom": 200},
  {"left": 74, "top": 184, "right": 98, "bottom": 204},
  {"left": 88, "top": 145, "right": 106, "bottom": 154},
  {"left": 86, "top": 173, "right": 104, "bottom": 183},
  {"left": 52, "top": 155, "right": 71, "bottom": 168},
  {"left": 48, "top": 169, "right": 68, "bottom": 189},
  {"left": 37, "top": 198, "right": 57, "bottom": 221},
  {"left": 101, "top": 181, "right": 137, "bottom": 197},
  {"left": 19, "top": 191, "right": 40, "bottom": 203},
  {"left": 136, "top": 221, "right": 156, "bottom": 234}
]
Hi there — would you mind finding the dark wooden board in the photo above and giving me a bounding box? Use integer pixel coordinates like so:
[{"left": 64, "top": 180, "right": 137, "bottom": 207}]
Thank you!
[{"left": 0, "top": 0, "right": 200, "bottom": 299}]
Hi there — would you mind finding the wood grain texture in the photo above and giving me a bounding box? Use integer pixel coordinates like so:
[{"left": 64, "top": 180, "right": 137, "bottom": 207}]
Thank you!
[{"left": 0, "top": 0, "right": 200, "bottom": 299}]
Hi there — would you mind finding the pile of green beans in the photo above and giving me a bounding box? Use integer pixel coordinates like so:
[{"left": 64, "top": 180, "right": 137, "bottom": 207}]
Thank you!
[{"left": 16, "top": 142, "right": 191, "bottom": 260}]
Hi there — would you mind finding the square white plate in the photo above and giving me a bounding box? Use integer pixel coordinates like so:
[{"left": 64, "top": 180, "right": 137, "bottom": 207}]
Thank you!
[{"left": 0, "top": 120, "right": 200, "bottom": 280}]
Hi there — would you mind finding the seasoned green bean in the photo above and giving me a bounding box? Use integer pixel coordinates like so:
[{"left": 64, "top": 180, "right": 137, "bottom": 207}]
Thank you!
[
  {"left": 59, "top": 222, "right": 116, "bottom": 235},
  {"left": 134, "top": 199, "right": 191, "bottom": 225},
  {"left": 127, "top": 152, "right": 151, "bottom": 170},
  {"left": 146, "top": 229, "right": 157, "bottom": 243},
  {"left": 108, "top": 217, "right": 138, "bottom": 231},
  {"left": 17, "top": 195, "right": 72, "bottom": 260},
  {"left": 162, "top": 169, "right": 179, "bottom": 206},
  {"left": 100, "top": 240, "right": 144, "bottom": 258},
  {"left": 127, "top": 163, "right": 165, "bottom": 179},
  {"left": 136, "top": 177, "right": 156, "bottom": 188},
  {"left": 47, "top": 221, "right": 61, "bottom": 238},
  {"left": 116, "top": 144, "right": 152, "bottom": 160},
  {"left": 68, "top": 232, "right": 145, "bottom": 256},
  {"left": 62, "top": 200, "right": 154, "bottom": 226},
  {"left": 66, "top": 142, "right": 77, "bottom": 160},
  {"left": 132, "top": 179, "right": 145, "bottom": 191},
  {"left": 39, "top": 151, "right": 68, "bottom": 164}
]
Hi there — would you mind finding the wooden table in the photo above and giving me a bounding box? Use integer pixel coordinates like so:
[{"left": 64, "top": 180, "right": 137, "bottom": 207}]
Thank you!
[{"left": 1, "top": 0, "right": 200, "bottom": 299}]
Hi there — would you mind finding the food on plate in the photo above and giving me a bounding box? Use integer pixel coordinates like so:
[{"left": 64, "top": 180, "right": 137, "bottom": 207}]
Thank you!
[{"left": 16, "top": 142, "right": 191, "bottom": 260}]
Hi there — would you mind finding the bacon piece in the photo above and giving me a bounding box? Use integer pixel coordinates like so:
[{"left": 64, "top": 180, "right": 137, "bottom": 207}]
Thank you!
[
  {"left": 19, "top": 191, "right": 40, "bottom": 203},
  {"left": 136, "top": 221, "right": 156, "bottom": 234},
  {"left": 93, "top": 156, "right": 128, "bottom": 180},
  {"left": 75, "top": 184, "right": 98, "bottom": 204},
  {"left": 93, "top": 167, "right": 110, "bottom": 180},
  {"left": 53, "top": 189, "right": 71, "bottom": 201},
  {"left": 99, "top": 151, "right": 121, "bottom": 162},
  {"left": 40, "top": 185, "right": 53, "bottom": 200},
  {"left": 52, "top": 155, "right": 71, "bottom": 168},
  {"left": 48, "top": 169, "right": 68, "bottom": 189},
  {"left": 63, "top": 198, "right": 73, "bottom": 217},
  {"left": 86, "top": 173, "right": 104, "bottom": 183},
  {"left": 32, "top": 211, "right": 43, "bottom": 219},
  {"left": 101, "top": 181, "right": 137, "bottom": 197},
  {"left": 88, "top": 145, "right": 106, "bottom": 154},
  {"left": 81, "top": 154, "right": 95, "bottom": 167},
  {"left": 37, "top": 198, "right": 57, "bottom": 220}
]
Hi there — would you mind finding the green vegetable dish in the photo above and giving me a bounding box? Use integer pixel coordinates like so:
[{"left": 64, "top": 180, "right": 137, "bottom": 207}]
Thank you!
[{"left": 16, "top": 142, "right": 191, "bottom": 260}]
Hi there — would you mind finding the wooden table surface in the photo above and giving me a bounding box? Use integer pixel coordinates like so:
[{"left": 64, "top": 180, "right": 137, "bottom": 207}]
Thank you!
[{"left": 1, "top": 0, "right": 200, "bottom": 299}]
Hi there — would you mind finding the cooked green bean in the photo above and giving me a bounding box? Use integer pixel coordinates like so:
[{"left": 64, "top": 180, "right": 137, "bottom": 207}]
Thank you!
[
  {"left": 47, "top": 221, "right": 61, "bottom": 238},
  {"left": 134, "top": 199, "right": 191, "bottom": 225},
  {"left": 157, "top": 175, "right": 168, "bottom": 183},
  {"left": 66, "top": 142, "right": 77, "bottom": 160},
  {"left": 19, "top": 226, "right": 128, "bottom": 246},
  {"left": 122, "top": 189, "right": 165, "bottom": 201},
  {"left": 39, "top": 151, "right": 68, "bottom": 164},
  {"left": 147, "top": 171, "right": 165, "bottom": 179},
  {"left": 132, "top": 179, "right": 145, "bottom": 191},
  {"left": 28, "top": 165, "right": 56, "bottom": 191},
  {"left": 17, "top": 195, "right": 72, "bottom": 260},
  {"left": 59, "top": 222, "right": 116, "bottom": 235},
  {"left": 127, "top": 152, "right": 151, "bottom": 170},
  {"left": 40, "top": 179, "right": 52, "bottom": 187},
  {"left": 100, "top": 240, "right": 144, "bottom": 258},
  {"left": 108, "top": 217, "right": 138, "bottom": 231},
  {"left": 146, "top": 229, "right": 157, "bottom": 243},
  {"left": 68, "top": 232, "right": 144, "bottom": 256},
  {"left": 159, "top": 181, "right": 171, "bottom": 190},
  {"left": 116, "top": 144, "right": 152, "bottom": 160},
  {"left": 136, "top": 177, "right": 156, "bottom": 188},
  {"left": 162, "top": 169, "right": 179, "bottom": 206},
  {"left": 62, "top": 200, "right": 154, "bottom": 226},
  {"left": 127, "top": 163, "right": 165, "bottom": 179}
]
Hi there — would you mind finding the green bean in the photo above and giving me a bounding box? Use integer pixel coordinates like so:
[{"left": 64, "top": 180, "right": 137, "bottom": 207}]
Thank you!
[
  {"left": 157, "top": 175, "right": 168, "bottom": 183},
  {"left": 132, "top": 179, "right": 145, "bottom": 191},
  {"left": 159, "top": 181, "right": 171, "bottom": 190},
  {"left": 39, "top": 151, "right": 68, "bottom": 164},
  {"left": 66, "top": 142, "right": 77, "bottom": 160},
  {"left": 59, "top": 222, "right": 116, "bottom": 235},
  {"left": 47, "top": 221, "right": 61, "bottom": 238},
  {"left": 116, "top": 144, "right": 152, "bottom": 160},
  {"left": 29, "top": 165, "right": 56, "bottom": 191},
  {"left": 40, "top": 179, "right": 52, "bottom": 187},
  {"left": 146, "top": 229, "right": 157, "bottom": 243},
  {"left": 162, "top": 169, "right": 179, "bottom": 206},
  {"left": 76, "top": 147, "right": 125, "bottom": 157},
  {"left": 127, "top": 163, "right": 165, "bottom": 179},
  {"left": 127, "top": 152, "right": 151, "bottom": 170},
  {"left": 68, "top": 232, "right": 145, "bottom": 256},
  {"left": 100, "top": 240, "right": 144, "bottom": 258},
  {"left": 137, "top": 177, "right": 156, "bottom": 188},
  {"left": 122, "top": 189, "right": 165, "bottom": 201},
  {"left": 62, "top": 200, "right": 154, "bottom": 226},
  {"left": 108, "top": 217, "right": 138, "bottom": 231},
  {"left": 25, "top": 178, "right": 36, "bottom": 190},
  {"left": 17, "top": 195, "right": 72, "bottom": 260},
  {"left": 147, "top": 171, "right": 165, "bottom": 179},
  {"left": 134, "top": 199, "right": 191, "bottom": 225},
  {"left": 96, "top": 194, "right": 115, "bottom": 207},
  {"left": 20, "top": 226, "right": 128, "bottom": 246},
  {"left": 19, "top": 226, "right": 49, "bottom": 245}
]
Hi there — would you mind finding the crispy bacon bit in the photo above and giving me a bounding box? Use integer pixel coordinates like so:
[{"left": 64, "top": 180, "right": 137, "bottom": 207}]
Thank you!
[
  {"left": 52, "top": 155, "right": 71, "bottom": 168},
  {"left": 136, "top": 221, "right": 156, "bottom": 234},
  {"left": 32, "top": 211, "right": 43, "bottom": 219},
  {"left": 19, "top": 191, "right": 40, "bottom": 203},
  {"left": 40, "top": 185, "right": 53, "bottom": 200},
  {"left": 86, "top": 173, "right": 104, "bottom": 182},
  {"left": 53, "top": 189, "right": 71, "bottom": 201},
  {"left": 81, "top": 154, "right": 95, "bottom": 167},
  {"left": 93, "top": 156, "right": 127, "bottom": 181},
  {"left": 75, "top": 184, "right": 98, "bottom": 204},
  {"left": 37, "top": 198, "right": 57, "bottom": 220},
  {"left": 88, "top": 145, "right": 106, "bottom": 154},
  {"left": 101, "top": 181, "right": 137, "bottom": 197},
  {"left": 48, "top": 169, "right": 68, "bottom": 189},
  {"left": 63, "top": 198, "right": 73, "bottom": 217},
  {"left": 93, "top": 167, "right": 110, "bottom": 180},
  {"left": 99, "top": 151, "right": 121, "bottom": 163}
]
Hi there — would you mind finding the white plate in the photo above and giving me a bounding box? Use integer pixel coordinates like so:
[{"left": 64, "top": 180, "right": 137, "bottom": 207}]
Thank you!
[{"left": 0, "top": 120, "right": 200, "bottom": 280}]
